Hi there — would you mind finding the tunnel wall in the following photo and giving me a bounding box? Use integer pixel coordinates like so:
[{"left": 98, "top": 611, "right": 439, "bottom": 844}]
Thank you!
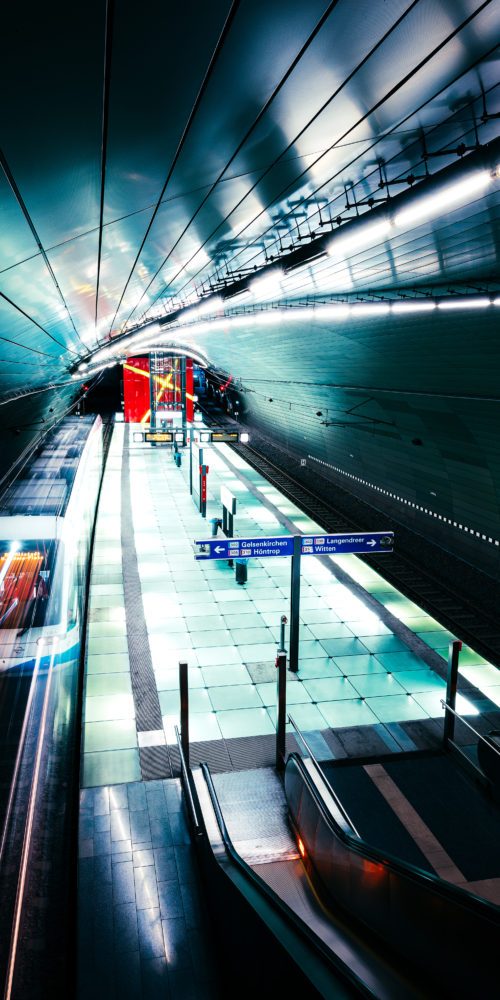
[{"left": 201, "top": 308, "right": 499, "bottom": 579}]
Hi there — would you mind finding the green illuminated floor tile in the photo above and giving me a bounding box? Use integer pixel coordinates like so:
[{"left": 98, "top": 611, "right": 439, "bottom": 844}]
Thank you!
[
  {"left": 343, "top": 621, "right": 390, "bottom": 637},
  {"left": 308, "top": 623, "right": 355, "bottom": 640},
  {"left": 172, "top": 602, "right": 214, "bottom": 617},
  {"left": 155, "top": 665, "right": 205, "bottom": 690},
  {"left": 456, "top": 647, "right": 489, "bottom": 666},
  {"left": 85, "top": 673, "right": 132, "bottom": 697},
  {"left": 268, "top": 702, "right": 326, "bottom": 732},
  {"left": 89, "top": 595, "right": 125, "bottom": 609},
  {"left": 85, "top": 694, "right": 135, "bottom": 723},
  {"left": 357, "top": 635, "right": 408, "bottom": 653},
  {"left": 88, "top": 606, "right": 126, "bottom": 623},
  {"left": 217, "top": 707, "right": 274, "bottom": 739},
  {"left": 300, "top": 609, "right": 341, "bottom": 625},
  {"left": 148, "top": 633, "right": 195, "bottom": 655},
  {"left": 299, "top": 639, "right": 335, "bottom": 660},
  {"left": 87, "top": 652, "right": 130, "bottom": 674},
  {"left": 209, "top": 685, "right": 262, "bottom": 711},
  {"left": 459, "top": 664, "right": 500, "bottom": 687},
  {"left": 230, "top": 628, "right": 273, "bottom": 645},
  {"left": 236, "top": 642, "right": 278, "bottom": 663},
  {"left": 318, "top": 699, "right": 378, "bottom": 728},
  {"left": 160, "top": 648, "right": 200, "bottom": 670},
  {"left": 249, "top": 598, "right": 288, "bottom": 614},
  {"left": 83, "top": 749, "right": 141, "bottom": 787},
  {"left": 319, "top": 638, "right": 369, "bottom": 658},
  {"left": 90, "top": 583, "right": 124, "bottom": 596},
  {"left": 481, "top": 687, "right": 500, "bottom": 708},
  {"left": 212, "top": 589, "right": 253, "bottom": 603},
  {"left": 297, "top": 658, "right": 342, "bottom": 679},
  {"left": 349, "top": 673, "right": 406, "bottom": 698},
  {"left": 185, "top": 615, "right": 226, "bottom": 632},
  {"left": 175, "top": 580, "right": 207, "bottom": 593},
  {"left": 393, "top": 669, "right": 445, "bottom": 693},
  {"left": 223, "top": 612, "right": 264, "bottom": 632},
  {"left": 402, "top": 616, "right": 443, "bottom": 632},
  {"left": 87, "top": 621, "right": 127, "bottom": 640},
  {"left": 189, "top": 629, "right": 233, "bottom": 648},
  {"left": 87, "top": 635, "right": 129, "bottom": 656},
  {"left": 217, "top": 601, "right": 261, "bottom": 616},
  {"left": 333, "top": 654, "right": 385, "bottom": 676},
  {"left": 302, "top": 677, "right": 357, "bottom": 701},
  {"left": 256, "top": 681, "right": 311, "bottom": 707},
  {"left": 158, "top": 688, "right": 211, "bottom": 715},
  {"left": 417, "top": 631, "right": 455, "bottom": 650},
  {"left": 365, "top": 695, "right": 428, "bottom": 723},
  {"left": 190, "top": 713, "right": 224, "bottom": 742},
  {"left": 412, "top": 690, "right": 477, "bottom": 717},
  {"left": 84, "top": 720, "right": 137, "bottom": 753},
  {"left": 196, "top": 646, "right": 242, "bottom": 667},
  {"left": 375, "top": 651, "right": 428, "bottom": 671},
  {"left": 201, "top": 664, "right": 251, "bottom": 687}
]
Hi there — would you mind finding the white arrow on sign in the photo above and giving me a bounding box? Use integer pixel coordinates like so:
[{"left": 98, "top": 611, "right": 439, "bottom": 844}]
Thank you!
[
  {"left": 214, "top": 545, "right": 226, "bottom": 554},
  {"left": 367, "top": 539, "right": 376, "bottom": 547}
]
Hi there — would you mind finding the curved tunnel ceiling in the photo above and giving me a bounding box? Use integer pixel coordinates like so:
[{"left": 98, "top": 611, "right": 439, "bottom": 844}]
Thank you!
[{"left": 1, "top": 0, "right": 499, "bottom": 403}]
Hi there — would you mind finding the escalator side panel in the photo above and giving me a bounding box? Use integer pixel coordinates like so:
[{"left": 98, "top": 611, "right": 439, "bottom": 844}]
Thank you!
[{"left": 285, "top": 754, "right": 500, "bottom": 997}]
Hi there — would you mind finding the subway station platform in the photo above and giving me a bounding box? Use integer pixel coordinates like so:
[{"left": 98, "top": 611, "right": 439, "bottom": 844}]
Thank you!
[
  {"left": 81, "top": 423, "right": 500, "bottom": 788},
  {"left": 77, "top": 423, "right": 500, "bottom": 999}
]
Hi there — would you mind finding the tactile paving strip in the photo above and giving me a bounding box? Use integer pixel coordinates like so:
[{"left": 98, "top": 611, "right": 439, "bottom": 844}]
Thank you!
[
  {"left": 139, "top": 745, "right": 172, "bottom": 780},
  {"left": 121, "top": 427, "right": 166, "bottom": 767}
]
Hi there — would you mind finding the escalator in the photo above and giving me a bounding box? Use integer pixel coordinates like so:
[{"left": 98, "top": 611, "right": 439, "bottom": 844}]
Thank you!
[{"left": 178, "top": 736, "right": 500, "bottom": 999}]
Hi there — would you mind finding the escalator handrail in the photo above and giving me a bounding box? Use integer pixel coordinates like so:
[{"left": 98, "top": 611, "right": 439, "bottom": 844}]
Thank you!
[
  {"left": 287, "top": 751, "right": 500, "bottom": 921},
  {"left": 288, "top": 713, "right": 360, "bottom": 837},
  {"left": 197, "top": 761, "right": 374, "bottom": 999},
  {"left": 174, "top": 726, "right": 202, "bottom": 835}
]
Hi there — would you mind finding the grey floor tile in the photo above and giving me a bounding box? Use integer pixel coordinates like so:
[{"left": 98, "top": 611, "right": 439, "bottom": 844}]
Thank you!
[
  {"left": 158, "top": 880, "right": 185, "bottom": 920},
  {"left": 141, "top": 956, "right": 171, "bottom": 1000},
  {"left": 161, "top": 917, "right": 193, "bottom": 971},
  {"left": 113, "top": 900, "right": 139, "bottom": 954},
  {"left": 113, "top": 859, "right": 135, "bottom": 905},
  {"left": 134, "top": 862, "right": 160, "bottom": 910},
  {"left": 137, "top": 906, "right": 166, "bottom": 959},
  {"left": 154, "top": 846, "right": 178, "bottom": 882}
]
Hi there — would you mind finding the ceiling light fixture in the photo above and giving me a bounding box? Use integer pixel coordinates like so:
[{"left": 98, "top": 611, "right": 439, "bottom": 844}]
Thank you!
[
  {"left": 436, "top": 297, "right": 492, "bottom": 310},
  {"left": 327, "top": 220, "right": 393, "bottom": 257},
  {"left": 249, "top": 269, "right": 284, "bottom": 299},
  {"left": 391, "top": 301, "right": 436, "bottom": 314},
  {"left": 393, "top": 169, "right": 491, "bottom": 228}
]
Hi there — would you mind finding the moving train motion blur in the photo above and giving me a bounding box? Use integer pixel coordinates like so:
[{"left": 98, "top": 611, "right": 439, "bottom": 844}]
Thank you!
[
  {"left": 0, "top": 416, "right": 105, "bottom": 992},
  {"left": 0, "top": 416, "right": 103, "bottom": 671}
]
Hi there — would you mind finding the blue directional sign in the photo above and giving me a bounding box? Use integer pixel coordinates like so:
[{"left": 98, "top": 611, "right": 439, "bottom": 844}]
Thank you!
[
  {"left": 195, "top": 535, "right": 295, "bottom": 560},
  {"left": 195, "top": 531, "right": 393, "bottom": 560},
  {"left": 301, "top": 532, "right": 394, "bottom": 555}
]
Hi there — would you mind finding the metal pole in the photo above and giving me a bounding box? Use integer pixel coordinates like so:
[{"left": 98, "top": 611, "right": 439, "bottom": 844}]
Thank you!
[
  {"left": 276, "top": 651, "right": 287, "bottom": 771},
  {"left": 279, "top": 614, "right": 287, "bottom": 653},
  {"left": 289, "top": 535, "right": 301, "bottom": 673},
  {"left": 180, "top": 356, "right": 186, "bottom": 444},
  {"left": 189, "top": 435, "right": 193, "bottom": 494},
  {"left": 444, "top": 639, "right": 462, "bottom": 746},
  {"left": 179, "top": 661, "right": 189, "bottom": 767}
]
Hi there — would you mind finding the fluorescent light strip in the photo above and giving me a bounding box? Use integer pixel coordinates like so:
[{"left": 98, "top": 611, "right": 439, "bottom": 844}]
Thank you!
[
  {"left": 394, "top": 170, "right": 492, "bottom": 228},
  {"left": 437, "top": 298, "right": 491, "bottom": 310},
  {"left": 309, "top": 455, "right": 499, "bottom": 546},
  {"left": 327, "top": 220, "right": 393, "bottom": 257}
]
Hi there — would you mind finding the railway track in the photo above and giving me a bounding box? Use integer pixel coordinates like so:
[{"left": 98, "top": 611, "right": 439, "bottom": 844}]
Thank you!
[{"left": 201, "top": 407, "right": 500, "bottom": 667}]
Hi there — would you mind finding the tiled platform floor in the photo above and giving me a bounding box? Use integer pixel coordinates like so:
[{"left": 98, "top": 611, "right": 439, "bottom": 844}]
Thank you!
[
  {"left": 81, "top": 422, "right": 499, "bottom": 786},
  {"left": 78, "top": 778, "right": 218, "bottom": 1000},
  {"left": 78, "top": 421, "right": 500, "bottom": 999}
]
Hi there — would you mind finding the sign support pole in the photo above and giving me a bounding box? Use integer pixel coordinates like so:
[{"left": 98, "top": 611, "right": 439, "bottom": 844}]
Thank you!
[
  {"left": 444, "top": 639, "right": 462, "bottom": 747},
  {"left": 276, "top": 651, "right": 287, "bottom": 771},
  {"left": 289, "top": 535, "right": 301, "bottom": 673},
  {"left": 179, "top": 661, "right": 189, "bottom": 767}
]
